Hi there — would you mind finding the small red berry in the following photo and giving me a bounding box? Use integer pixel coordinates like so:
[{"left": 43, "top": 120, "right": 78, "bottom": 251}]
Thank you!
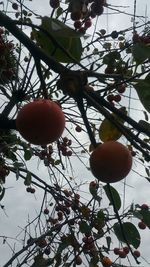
[
  {"left": 12, "top": 3, "right": 18, "bottom": 10},
  {"left": 75, "top": 255, "right": 82, "bottom": 265},
  {"left": 36, "top": 238, "right": 47, "bottom": 248},
  {"left": 138, "top": 221, "right": 146, "bottom": 230},
  {"left": 26, "top": 187, "right": 31, "bottom": 193},
  {"left": 118, "top": 250, "right": 126, "bottom": 258},
  {"left": 131, "top": 151, "right": 136, "bottom": 157},
  {"left": 123, "top": 246, "right": 130, "bottom": 255},
  {"left": 44, "top": 247, "right": 51, "bottom": 255},
  {"left": 30, "top": 188, "right": 35, "bottom": 194},
  {"left": 67, "top": 139, "right": 72, "bottom": 146},
  {"left": 49, "top": 0, "right": 60, "bottom": 9},
  {"left": 117, "top": 84, "right": 126, "bottom": 93},
  {"left": 74, "top": 20, "right": 82, "bottom": 29},
  {"left": 89, "top": 181, "right": 99, "bottom": 191},
  {"left": 84, "top": 19, "right": 92, "bottom": 28},
  {"left": 107, "top": 94, "right": 114, "bottom": 102},
  {"left": 78, "top": 27, "right": 86, "bottom": 35},
  {"left": 91, "top": 3, "right": 104, "bottom": 16},
  {"left": 113, "top": 247, "right": 120, "bottom": 255},
  {"left": 63, "top": 137, "right": 68, "bottom": 143},
  {"left": 114, "top": 94, "right": 121, "bottom": 102},
  {"left": 75, "top": 125, "right": 82, "bottom": 132},
  {"left": 133, "top": 250, "right": 140, "bottom": 258},
  {"left": 71, "top": 11, "right": 82, "bottom": 21},
  {"left": 141, "top": 204, "right": 149, "bottom": 210},
  {"left": 66, "top": 150, "right": 72, "bottom": 156},
  {"left": 44, "top": 208, "right": 49, "bottom": 215}
]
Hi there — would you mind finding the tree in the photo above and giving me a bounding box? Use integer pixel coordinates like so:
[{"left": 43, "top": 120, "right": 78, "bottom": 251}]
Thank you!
[{"left": 0, "top": 0, "right": 150, "bottom": 266}]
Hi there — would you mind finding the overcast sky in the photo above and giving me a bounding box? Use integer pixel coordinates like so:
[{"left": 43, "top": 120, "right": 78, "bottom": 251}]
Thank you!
[{"left": 1, "top": 0, "right": 150, "bottom": 266}]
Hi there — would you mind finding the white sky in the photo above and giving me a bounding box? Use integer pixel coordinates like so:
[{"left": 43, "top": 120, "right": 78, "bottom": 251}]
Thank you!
[{"left": 1, "top": 0, "right": 150, "bottom": 266}]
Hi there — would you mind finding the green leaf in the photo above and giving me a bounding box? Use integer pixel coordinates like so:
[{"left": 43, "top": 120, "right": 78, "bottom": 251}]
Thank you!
[
  {"left": 139, "top": 210, "right": 150, "bottom": 229},
  {"left": 103, "top": 185, "right": 121, "bottom": 211},
  {"left": 55, "top": 253, "right": 61, "bottom": 267},
  {"left": 132, "top": 43, "right": 150, "bottom": 64},
  {"left": 106, "top": 236, "right": 111, "bottom": 250},
  {"left": 97, "top": 210, "right": 105, "bottom": 221},
  {"left": 24, "top": 172, "right": 32, "bottom": 186},
  {"left": 79, "top": 221, "right": 91, "bottom": 234},
  {"left": 24, "top": 149, "right": 32, "bottom": 161},
  {"left": 33, "top": 17, "right": 82, "bottom": 63},
  {"left": 113, "top": 222, "right": 141, "bottom": 248},
  {"left": 133, "top": 75, "right": 150, "bottom": 113}
]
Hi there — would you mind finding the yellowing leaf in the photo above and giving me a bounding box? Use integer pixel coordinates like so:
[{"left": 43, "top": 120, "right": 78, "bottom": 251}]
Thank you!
[{"left": 99, "top": 107, "right": 127, "bottom": 142}]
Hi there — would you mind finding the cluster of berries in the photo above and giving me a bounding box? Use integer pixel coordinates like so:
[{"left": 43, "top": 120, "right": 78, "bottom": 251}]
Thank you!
[
  {"left": 49, "top": 0, "right": 107, "bottom": 35},
  {"left": 106, "top": 84, "right": 126, "bottom": 104},
  {"left": 0, "top": 28, "right": 16, "bottom": 85},
  {"left": 114, "top": 246, "right": 140, "bottom": 259},
  {"left": 138, "top": 203, "right": 149, "bottom": 230},
  {"left": 58, "top": 137, "right": 72, "bottom": 157},
  {"left": 72, "top": 0, "right": 107, "bottom": 33},
  {"left": 33, "top": 145, "right": 54, "bottom": 166},
  {"left": 26, "top": 187, "right": 35, "bottom": 193}
]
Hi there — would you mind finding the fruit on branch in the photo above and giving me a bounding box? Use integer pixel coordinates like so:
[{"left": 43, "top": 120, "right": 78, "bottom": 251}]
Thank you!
[
  {"left": 16, "top": 99, "right": 65, "bottom": 145},
  {"left": 44, "top": 246, "right": 51, "bottom": 255},
  {"left": 118, "top": 250, "right": 126, "bottom": 258},
  {"left": 141, "top": 203, "right": 149, "bottom": 210},
  {"left": 123, "top": 246, "right": 130, "bottom": 255},
  {"left": 117, "top": 84, "right": 126, "bottom": 94},
  {"left": 36, "top": 238, "right": 47, "bottom": 248},
  {"left": 84, "top": 19, "right": 92, "bottom": 28},
  {"left": 12, "top": 2, "right": 19, "bottom": 10},
  {"left": 89, "top": 141, "right": 132, "bottom": 183},
  {"left": 107, "top": 94, "right": 115, "bottom": 103},
  {"left": 101, "top": 256, "right": 112, "bottom": 267},
  {"left": 114, "top": 94, "right": 121, "bottom": 103},
  {"left": 71, "top": 11, "right": 83, "bottom": 21},
  {"left": 75, "top": 255, "right": 82, "bottom": 265},
  {"left": 91, "top": 3, "right": 104, "bottom": 16},
  {"left": 113, "top": 247, "right": 120, "bottom": 255},
  {"left": 26, "top": 187, "right": 36, "bottom": 193},
  {"left": 138, "top": 221, "right": 147, "bottom": 230},
  {"left": 74, "top": 20, "right": 82, "bottom": 29},
  {"left": 133, "top": 250, "right": 140, "bottom": 258},
  {"left": 44, "top": 208, "right": 49, "bottom": 215},
  {"left": 75, "top": 125, "right": 82, "bottom": 132},
  {"left": 49, "top": 0, "right": 60, "bottom": 9}
]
